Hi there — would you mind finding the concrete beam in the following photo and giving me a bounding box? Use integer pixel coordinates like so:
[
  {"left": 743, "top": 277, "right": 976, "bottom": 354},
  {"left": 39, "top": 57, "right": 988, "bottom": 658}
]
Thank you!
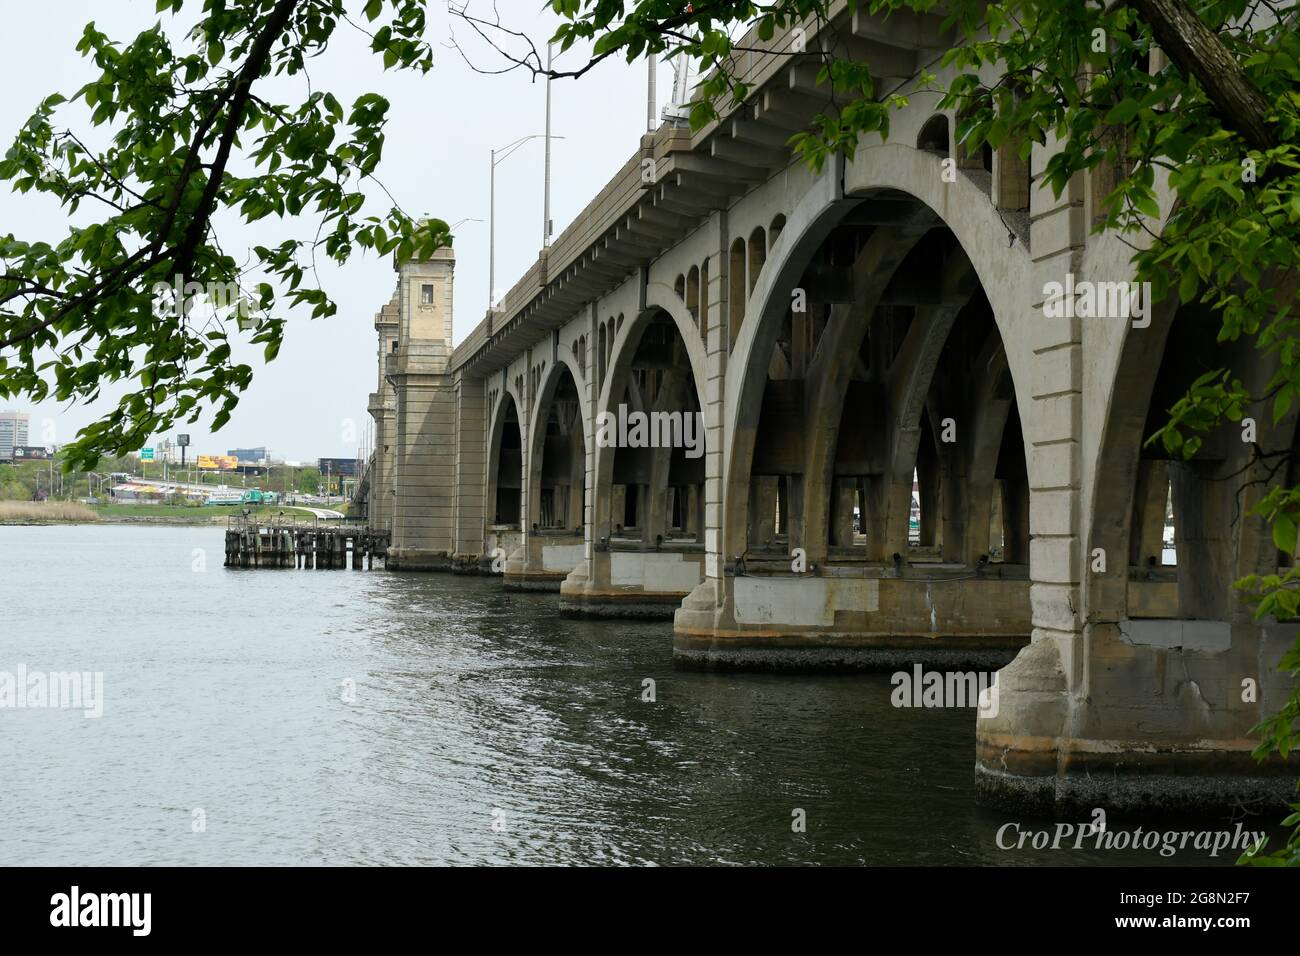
[
  {"left": 756, "top": 89, "right": 819, "bottom": 130},
  {"left": 730, "top": 117, "right": 794, "bottom": 150},
  {"left": 657, "top": 173, "right": 724, "bottom": 211},
  {"left": 671, "top": 152, "right": 767, "bottom": 186},
  {"left": 638, "top": 203, "right": 694, "bottom": 231},
  {"left": 817, "top": 35, "right": 919, "bottom": 81},
  {"left": 850, "top": 8, "right": 952, "bottom": 53},
  {"left": 711, "top": 136, "right": 786, "bottom": 170}
]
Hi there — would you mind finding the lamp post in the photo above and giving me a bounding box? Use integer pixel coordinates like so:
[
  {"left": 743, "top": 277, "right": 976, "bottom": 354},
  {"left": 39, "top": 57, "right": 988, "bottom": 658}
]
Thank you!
[
  {"left": 490, "top": 135, "right": 543, "bottom": 311},
  {"left": 543, "top": 43, "right": 553, "bottom": 248},
  {"left": 488, "top": 131, "right": 565, "bottom": 311}
]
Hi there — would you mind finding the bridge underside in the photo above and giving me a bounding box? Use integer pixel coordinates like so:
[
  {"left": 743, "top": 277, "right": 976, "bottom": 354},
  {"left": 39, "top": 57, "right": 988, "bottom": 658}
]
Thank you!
[{"left": 365, "top": 9, "right": 1297, "bottom": 815}]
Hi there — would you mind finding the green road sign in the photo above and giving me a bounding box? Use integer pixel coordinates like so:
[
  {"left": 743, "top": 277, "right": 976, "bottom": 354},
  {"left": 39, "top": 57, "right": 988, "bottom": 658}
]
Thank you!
[{"left": 140, "top": 448, "right": 155, "bottom": 461}]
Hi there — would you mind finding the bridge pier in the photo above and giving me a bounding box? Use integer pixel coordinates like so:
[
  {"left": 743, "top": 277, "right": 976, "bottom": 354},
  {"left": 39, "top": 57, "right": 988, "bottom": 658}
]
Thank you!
[
  {"left": 503, "top": 531, "right": 584, "bottom": 591},
  {"left": 975, "top": 621, "right": 1299, "bottom": 815},
  {"left": 672, "top": 565, "right": 1029, "bottom": 671},
  {"left": 559, "top": 544, "right": 704, "bottom": 619}
]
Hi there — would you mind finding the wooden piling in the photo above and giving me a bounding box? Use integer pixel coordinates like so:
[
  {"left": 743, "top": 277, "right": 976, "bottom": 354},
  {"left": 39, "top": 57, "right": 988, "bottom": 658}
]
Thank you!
[{"left": 222, "top": 516, "right": 389, "bottom": 570}]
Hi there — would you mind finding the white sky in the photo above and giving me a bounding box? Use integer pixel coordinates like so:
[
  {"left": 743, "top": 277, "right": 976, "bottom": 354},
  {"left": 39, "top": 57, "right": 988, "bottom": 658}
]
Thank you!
[{"left": 0, "top": 1, "right": 678, "bottom": 462}]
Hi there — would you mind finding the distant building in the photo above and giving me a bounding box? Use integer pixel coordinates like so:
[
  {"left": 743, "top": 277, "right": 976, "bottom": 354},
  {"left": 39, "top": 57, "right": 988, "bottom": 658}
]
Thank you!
[
  {"left": 0, "top": 411, "right": 30, "bottom": 461},
  {"left": 229, "top": 447, "right": 268, "bottom": 464}
]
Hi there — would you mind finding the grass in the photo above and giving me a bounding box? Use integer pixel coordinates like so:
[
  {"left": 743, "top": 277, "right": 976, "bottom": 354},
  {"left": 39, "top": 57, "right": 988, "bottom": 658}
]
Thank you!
[
  {"left": 88, "top": 502, "right": 351, "bottom": 522},
  {"left": 91, "top": 503, "right": 217, "bottom": 519},
  {"left": 1, "top": 498, "right": 356, "bottom": 525},
  {"left": 0, "top": 500, "right": 99, "bottom": 522}
]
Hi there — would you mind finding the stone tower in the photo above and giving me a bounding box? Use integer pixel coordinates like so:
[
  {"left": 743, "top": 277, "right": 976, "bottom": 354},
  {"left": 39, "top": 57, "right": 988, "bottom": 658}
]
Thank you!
[{"left": 384, "top": 245, "right": 459, "bottom": 569}]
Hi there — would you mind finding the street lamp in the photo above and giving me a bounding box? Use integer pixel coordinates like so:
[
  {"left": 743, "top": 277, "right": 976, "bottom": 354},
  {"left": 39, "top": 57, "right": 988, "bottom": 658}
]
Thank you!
[{"left": 489, "top": 131, "right": 565, "bottom": 311}]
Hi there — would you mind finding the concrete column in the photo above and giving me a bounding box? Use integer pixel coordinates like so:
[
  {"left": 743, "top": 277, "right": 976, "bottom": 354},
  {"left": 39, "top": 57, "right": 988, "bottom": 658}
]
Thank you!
[
  {"left": 701, "top": 209, "right": 729, "bottom": 579},
  {"left": 367, "top": 296, "right": 399, "bottom": 530},
  {"left": 451, "top": 375, "right": 487, "bottom": 569},
  {"left": 830, "top": 476, "right": 856, "bottom": 546},
  {"left": 1129, "top": 459, "right": 1169, "bottom": 567},
  {"left": 917, "top": 433, "right": 940, "bottom": 547}
]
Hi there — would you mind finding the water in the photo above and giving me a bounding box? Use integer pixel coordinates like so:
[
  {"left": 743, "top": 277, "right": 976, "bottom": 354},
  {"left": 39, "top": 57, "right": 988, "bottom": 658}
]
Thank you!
[{"left": 0, "top": 524, "right": 1251, "bottom": 865}]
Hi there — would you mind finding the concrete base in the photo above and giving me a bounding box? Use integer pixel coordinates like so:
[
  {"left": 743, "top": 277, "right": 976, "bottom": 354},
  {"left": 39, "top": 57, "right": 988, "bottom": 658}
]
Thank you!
[
  {"left": 974, "top": 627, "right": 1299, "bottom": 816},
  {"left": 674, "top": 642, "right": 1024, "bottom": 672},
  {"left": 672, "top": 568, "right": 1031, "bottom": 671},
  {"left": 505, "top": 533, "right": 585, "bottom": 592},
  {"left": 504, "top": 573, "right": 567, "bottom": 592},
  {"left": 450, "top": 552, "right": 488, "bottom": 574},
  {"left": 974, "top": 750, "right": 1297, "bottom": 818},
  {"left": 385, "top": 548, "right": 454, "bottom": 571},
  {"left": 558, "top": 550, "right": 701, "bottom": 619}
]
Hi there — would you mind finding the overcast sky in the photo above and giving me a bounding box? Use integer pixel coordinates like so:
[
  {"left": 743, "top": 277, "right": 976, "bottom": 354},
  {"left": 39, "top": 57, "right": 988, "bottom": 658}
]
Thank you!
[{"left": 0, "top": 1, "right": 678, "bottom": 462}]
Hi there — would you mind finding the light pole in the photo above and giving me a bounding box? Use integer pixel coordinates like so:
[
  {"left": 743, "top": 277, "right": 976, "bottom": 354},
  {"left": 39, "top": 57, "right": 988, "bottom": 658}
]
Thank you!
[
  {"left": 488, "top": 131, "right": 564, "bottom": 311},
  {"left": 647, "top": 51, "right": 657, "bottom": 133},
  {"left": 543, "top": 42, "right": 553, "bottom": 248}
]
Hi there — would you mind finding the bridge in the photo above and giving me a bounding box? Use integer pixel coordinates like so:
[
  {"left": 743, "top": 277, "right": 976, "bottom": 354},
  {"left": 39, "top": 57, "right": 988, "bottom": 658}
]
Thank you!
[{"left": 362, "top": 5, "right": 1296, "bottom": 815}]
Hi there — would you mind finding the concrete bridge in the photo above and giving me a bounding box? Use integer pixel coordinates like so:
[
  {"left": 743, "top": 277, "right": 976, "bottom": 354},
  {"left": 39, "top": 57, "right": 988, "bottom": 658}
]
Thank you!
[{"left": 363, "top": 5, "right": 1296, "bottom": 814}]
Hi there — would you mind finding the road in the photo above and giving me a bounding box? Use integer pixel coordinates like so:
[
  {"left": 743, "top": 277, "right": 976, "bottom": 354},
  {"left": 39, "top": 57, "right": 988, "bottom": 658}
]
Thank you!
[
  {"left": 113, "top": 476, "right": 347, "bottom": 516},
  {"left": 289, "top": 506, "right": 346, "bottom": 519}
]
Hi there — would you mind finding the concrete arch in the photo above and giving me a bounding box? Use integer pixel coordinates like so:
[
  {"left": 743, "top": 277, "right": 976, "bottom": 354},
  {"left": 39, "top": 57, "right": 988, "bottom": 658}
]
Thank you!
[
  {"left": 1084, "top": 294, "right": 1181, "bottom": 622},
  {"left": 598, "top": 292, "right": 708, "bottom": 417},
  {"left": 526, "top": 347, "right": 589, "bottom": 464},
  {"left": 486, "top": 385, "right": 524, "bottom": 527},
  {"left": 723, "top": 144, "right": 1037, "bottom": 560},
  {"left": 591, "top": 295, "right": 710, "bottom": 543},
  {"left": 526, "top": 351, "right": 589, "bottom": 532}
]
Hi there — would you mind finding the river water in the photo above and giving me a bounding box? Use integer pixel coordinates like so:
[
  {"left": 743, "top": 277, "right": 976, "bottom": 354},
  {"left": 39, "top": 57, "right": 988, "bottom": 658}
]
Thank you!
[{"left": 0, "top": 524, "right": 1247, "bottom": 865}]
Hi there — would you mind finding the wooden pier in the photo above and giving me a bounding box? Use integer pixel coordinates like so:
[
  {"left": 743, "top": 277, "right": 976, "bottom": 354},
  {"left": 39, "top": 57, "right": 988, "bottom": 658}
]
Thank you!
[{"left": 223, "top": 516, "right": 390, "bottom": 569}]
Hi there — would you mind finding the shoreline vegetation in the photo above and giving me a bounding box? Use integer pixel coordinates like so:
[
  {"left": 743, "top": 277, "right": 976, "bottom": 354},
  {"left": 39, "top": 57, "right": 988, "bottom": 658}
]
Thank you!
[{"left": 0, "top": 501, "right": 349, "bottom": 526}]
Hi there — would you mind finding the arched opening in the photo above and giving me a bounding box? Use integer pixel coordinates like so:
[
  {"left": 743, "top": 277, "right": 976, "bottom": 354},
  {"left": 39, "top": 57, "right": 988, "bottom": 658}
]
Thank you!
[
  {"left": 994, "top": 143, "right": 1031, "bottom": 213},
  {"left": 686, "top": 265, "right": 700, "bottom": 323},
  {"left": 1099, "top": 298, "right": 1290, "bottom": 623},
  {"left": 597, "top": 323, "right": 608, "bottom": 390},
  {"left": 917, "top": 114, "right": 949, "bottom": 155},
  {"left": 532, "top": 363, "right": 586, "bottom": 533},
  {"left": 737, "top": 199, "right": 1031, "bottom": 581},
  {"left": 600, "top": 310, "right": 706, "bottom": 548},
  {"left": 699, "top": 259, "right": 711, "bottom": 331},
  {"left": 747, "top": 227, "right": 767, "bottom": 296},
  {"left": 729, "top": 238, "right": 747, "bottom": 347},
  {"left": 770, "top": 213, "right": 787, "bottom": 245},
  {"left": 489, "top": 391, "right": 523, "bottom": 527}
]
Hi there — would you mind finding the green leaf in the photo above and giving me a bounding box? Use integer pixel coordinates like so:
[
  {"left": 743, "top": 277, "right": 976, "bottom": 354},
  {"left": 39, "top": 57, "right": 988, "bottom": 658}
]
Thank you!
[
  {"left": 1273, "top": 515, "right": 1297, "bottom": 556},
  {"left": 1102, "top": 98, "right": 1140, "bottom": 124}
]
